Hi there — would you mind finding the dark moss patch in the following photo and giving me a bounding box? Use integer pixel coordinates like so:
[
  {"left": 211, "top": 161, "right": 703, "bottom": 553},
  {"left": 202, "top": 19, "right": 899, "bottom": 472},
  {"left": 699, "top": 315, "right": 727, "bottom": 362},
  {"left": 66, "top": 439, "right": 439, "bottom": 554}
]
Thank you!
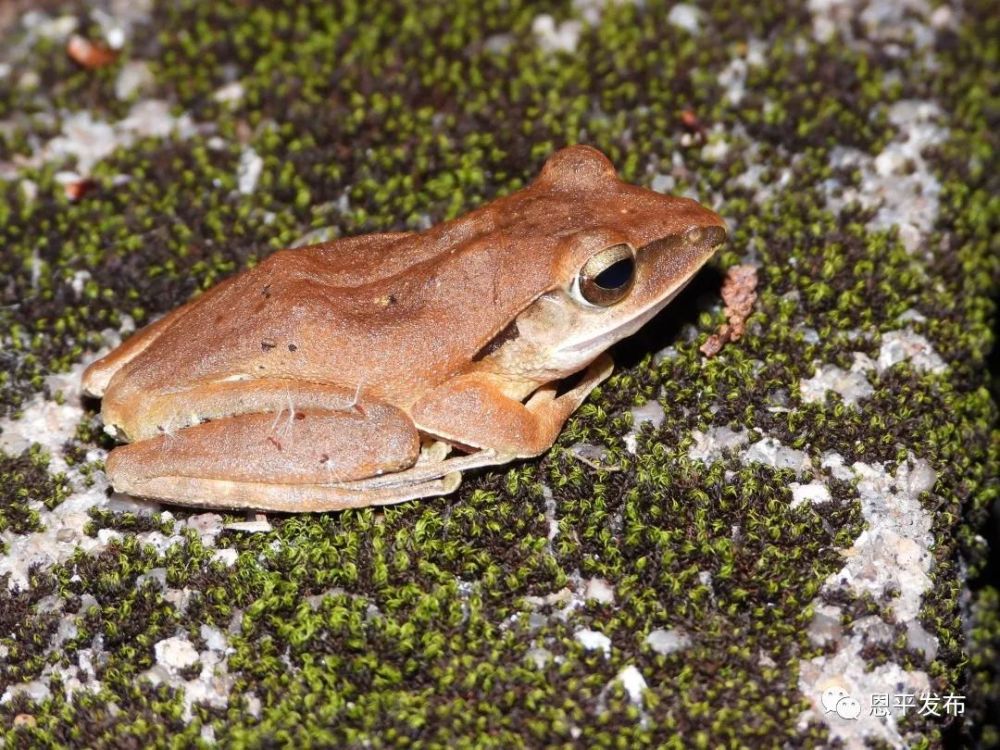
[
  {"left": 83, "top": 507, "right": 174, "bottom": 538},
  {"left": 0, "top": 567, "right": 61, "bottom": 687},
  {"left": 0, "top": 445, "right": 71, "bottom": 553}
]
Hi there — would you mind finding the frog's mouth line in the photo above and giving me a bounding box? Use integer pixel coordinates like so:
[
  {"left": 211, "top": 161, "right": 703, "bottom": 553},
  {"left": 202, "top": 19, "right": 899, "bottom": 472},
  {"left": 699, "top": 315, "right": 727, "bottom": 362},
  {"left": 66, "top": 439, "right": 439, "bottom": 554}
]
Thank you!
[
  {"left": 559, "top": 273, "right": 697, "bottom": 357},
  {"left": 560, "top": 229, "right": 725, "bottom": 357}
]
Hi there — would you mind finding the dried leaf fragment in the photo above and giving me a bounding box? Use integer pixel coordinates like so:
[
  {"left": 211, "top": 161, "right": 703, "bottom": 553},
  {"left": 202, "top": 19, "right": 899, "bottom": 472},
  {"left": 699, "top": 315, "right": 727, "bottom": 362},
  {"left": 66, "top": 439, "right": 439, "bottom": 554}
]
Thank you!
[
  {"left": 700, "top": 264, "right": 758, "bottom": 357},
  {"left": 64, "top": 178, "right": 96, "bottom": 201},
  {"left": 67, "top": 34, "right": 118, "bottom": 69}
]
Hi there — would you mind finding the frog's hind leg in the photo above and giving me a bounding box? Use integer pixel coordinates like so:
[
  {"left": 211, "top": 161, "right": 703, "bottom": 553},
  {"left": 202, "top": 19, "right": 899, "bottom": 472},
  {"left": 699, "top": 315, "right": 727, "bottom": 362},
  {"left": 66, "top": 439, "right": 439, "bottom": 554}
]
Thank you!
[{"left": 104, "top": 403, "right": 457, "bottom": 512}]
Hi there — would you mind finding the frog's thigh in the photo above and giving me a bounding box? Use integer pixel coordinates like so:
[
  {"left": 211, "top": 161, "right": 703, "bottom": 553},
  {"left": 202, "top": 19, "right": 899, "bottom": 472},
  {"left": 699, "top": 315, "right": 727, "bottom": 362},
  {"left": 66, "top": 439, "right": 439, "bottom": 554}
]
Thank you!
[
  {"left": 105, "top": 404, "right": 428, "bottom": 512},
  {"left": 412, "top": 353, "right": 614, "bottom": 457}
]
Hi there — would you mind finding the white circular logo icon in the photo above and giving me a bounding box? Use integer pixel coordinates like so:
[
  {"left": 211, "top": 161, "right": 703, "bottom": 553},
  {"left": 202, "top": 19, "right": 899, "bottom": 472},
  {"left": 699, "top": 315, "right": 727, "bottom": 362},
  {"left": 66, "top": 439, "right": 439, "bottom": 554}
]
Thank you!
[
  {"left": 835, "top": 696, "right": 862, "bottom": 720},
  {"left": 821, "top": 686, "right": 849, "bottom": 713}
]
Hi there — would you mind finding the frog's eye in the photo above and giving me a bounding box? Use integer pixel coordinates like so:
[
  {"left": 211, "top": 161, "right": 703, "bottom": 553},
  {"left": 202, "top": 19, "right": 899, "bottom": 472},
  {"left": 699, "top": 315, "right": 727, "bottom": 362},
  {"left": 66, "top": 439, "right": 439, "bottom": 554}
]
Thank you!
[{"left": 576, "top": 243, "right": 636, "bottom": 306}]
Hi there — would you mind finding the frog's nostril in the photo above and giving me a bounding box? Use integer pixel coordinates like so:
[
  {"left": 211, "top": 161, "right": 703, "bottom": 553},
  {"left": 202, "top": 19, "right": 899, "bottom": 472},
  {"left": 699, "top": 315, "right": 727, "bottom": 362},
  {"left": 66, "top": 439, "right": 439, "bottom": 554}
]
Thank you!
[{"left": 694, "top": 225, "right": 726, "bottom": 248}]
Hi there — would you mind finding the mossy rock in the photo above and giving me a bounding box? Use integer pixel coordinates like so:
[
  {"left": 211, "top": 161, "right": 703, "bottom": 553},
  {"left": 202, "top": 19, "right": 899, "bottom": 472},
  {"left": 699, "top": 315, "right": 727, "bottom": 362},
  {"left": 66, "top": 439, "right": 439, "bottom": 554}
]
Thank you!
[{"left": 0, "top": 1, "right": 996, "bottom": 747}]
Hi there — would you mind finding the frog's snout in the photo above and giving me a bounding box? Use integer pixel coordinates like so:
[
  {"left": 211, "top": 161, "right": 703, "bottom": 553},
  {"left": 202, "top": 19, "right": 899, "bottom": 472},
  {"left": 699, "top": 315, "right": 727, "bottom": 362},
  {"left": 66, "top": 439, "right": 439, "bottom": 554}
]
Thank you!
[{"left": 685, "top": 224, "right": 727, "bottom": 250}]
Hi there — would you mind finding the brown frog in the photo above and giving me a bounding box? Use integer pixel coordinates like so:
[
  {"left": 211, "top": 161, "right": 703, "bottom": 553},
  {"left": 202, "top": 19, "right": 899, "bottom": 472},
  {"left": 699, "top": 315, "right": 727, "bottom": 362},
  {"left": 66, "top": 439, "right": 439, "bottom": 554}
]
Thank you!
[{"left": 82, "top": 145, "right": 726, "bottom": 511}]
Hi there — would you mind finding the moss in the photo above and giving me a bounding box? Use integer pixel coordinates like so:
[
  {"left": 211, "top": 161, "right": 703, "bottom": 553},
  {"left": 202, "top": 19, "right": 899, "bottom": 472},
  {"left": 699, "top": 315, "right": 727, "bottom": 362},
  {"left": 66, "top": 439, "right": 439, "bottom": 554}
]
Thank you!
[
  {"left": 0, "top": 568, "right": 61, "bottom": 687},
  {"left": 0, "top": 0, "right": 996, "bottom": 746},
  {"left": 0, "top": 445, "right": 71, "bottom": 552},
  {"left": 969, "top": 586, "right": 1000, "bottom": 746},
  {"left": 83, "top": 507, "right": 175, "bottom": 538}
]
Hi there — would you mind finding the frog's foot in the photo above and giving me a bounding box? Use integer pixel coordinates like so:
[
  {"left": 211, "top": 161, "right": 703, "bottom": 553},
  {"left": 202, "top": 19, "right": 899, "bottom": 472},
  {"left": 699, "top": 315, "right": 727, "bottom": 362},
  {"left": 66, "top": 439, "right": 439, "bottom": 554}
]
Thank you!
[
  {"left": 104, "top": 404, "right": 462, "bottom": 512},
  {"left": 333, "top": 447, "right": 515, "bottom": 492}
]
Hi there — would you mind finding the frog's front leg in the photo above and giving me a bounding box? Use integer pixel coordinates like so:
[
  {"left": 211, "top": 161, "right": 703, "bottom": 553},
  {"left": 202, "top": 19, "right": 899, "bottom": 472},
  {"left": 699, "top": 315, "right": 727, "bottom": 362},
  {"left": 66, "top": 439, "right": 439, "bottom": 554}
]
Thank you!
[
  {"left": 411, "top": 353, "right": 614, "bottom": 457},
  {"left": 104, "top": 401, "right": 454, "bottom": 512}
]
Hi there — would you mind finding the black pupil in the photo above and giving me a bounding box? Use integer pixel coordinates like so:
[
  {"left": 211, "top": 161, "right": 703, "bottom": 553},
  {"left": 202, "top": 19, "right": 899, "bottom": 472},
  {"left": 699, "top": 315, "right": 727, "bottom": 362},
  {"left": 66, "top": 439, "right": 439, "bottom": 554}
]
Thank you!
[{"left": 594, "top": 257, "right": 635, "bottom": 290}]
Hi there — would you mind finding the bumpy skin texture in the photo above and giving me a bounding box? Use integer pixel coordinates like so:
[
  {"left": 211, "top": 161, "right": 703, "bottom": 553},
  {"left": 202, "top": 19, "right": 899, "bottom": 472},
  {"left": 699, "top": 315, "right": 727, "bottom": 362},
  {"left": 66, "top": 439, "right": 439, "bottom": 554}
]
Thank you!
[{"left": 82, "top": 145, "right": 725, "bottom": 510}]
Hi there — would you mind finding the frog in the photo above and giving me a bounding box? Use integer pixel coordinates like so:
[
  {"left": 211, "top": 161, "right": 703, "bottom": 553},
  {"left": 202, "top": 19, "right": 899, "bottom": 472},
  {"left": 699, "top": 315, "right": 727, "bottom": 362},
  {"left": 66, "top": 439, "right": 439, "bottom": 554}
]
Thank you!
[{"left": 82, "top": 145, "right": 726, "bottom": 512}]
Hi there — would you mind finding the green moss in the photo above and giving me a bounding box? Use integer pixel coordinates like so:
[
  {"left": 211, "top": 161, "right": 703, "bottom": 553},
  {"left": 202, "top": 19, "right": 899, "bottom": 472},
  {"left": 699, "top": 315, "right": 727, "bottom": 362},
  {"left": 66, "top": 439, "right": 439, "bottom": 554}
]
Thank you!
[
  {"left": 0, "top": 445, "right": 71, "bottom": 552},
  {"left": 83, "top": 507, "right": 175, "bottom": 538},
  {"left": 970, "top": 586, "right": 1000, "bottom": 745},
  {"left": 0, "top": 0, "right": 996, "bottom": 746}
]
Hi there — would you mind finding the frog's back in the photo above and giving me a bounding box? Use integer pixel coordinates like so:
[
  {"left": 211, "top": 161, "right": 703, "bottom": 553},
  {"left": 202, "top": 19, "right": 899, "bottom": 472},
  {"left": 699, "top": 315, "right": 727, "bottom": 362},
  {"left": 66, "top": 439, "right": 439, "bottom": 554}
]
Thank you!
[
  {"left": 102, "top": 187, "right": 565, "bottom": 401},
  {"left": 93, "top": 144, "right": 704, "bottom": 410},
  {"left": 94, "top": 233, "right": 415, "bottom": 403}
]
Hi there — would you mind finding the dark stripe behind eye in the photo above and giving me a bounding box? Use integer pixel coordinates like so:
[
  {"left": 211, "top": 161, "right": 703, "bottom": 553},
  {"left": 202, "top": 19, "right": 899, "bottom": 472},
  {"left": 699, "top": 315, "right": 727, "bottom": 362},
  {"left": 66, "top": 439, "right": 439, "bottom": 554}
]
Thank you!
[{"left": 472, "top": 319, "right": 521, "bottom": 361}]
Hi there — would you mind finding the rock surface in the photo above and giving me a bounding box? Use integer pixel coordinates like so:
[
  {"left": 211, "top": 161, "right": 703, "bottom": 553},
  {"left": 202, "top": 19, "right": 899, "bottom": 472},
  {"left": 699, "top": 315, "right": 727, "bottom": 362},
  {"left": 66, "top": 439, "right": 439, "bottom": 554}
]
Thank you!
[{"left": 0, "top": 0, "right": 996, "bottom": 747}]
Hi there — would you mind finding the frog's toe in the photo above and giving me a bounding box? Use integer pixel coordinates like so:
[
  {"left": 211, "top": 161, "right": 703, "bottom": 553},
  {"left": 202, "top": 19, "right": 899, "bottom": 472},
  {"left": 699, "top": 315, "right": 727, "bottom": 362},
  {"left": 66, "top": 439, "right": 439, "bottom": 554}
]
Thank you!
[{"left": 106, "top": 471, "right": 461, "bottom": 512}]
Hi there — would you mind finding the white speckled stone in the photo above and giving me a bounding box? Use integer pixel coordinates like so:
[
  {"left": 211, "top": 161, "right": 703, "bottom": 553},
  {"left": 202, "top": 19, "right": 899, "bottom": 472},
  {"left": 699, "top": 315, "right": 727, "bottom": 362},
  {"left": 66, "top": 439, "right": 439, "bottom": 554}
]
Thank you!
[
  {"left": 237, "top": 147, "right": 262, "bottom": 194},
  {"left": 213, "top": 81, "right": 244, "bottom": 104},
  {"left": 526, "top": 647, "right": 553, "bottom": 669},
  {"left": 154, "top": 636, "right": 200, "bottom": 672},
  {"left": 822, "top": 99, "right": 947, "bottom": 254},
  {"left": 115, "top": 61, "right": 154, "bottom": 100},
  {"left": 532, "top": 14, "right": 582, "bottom": 54},
  {"left": 799, "top": 357, "right": 875, "bottom": 406},
  {"left": 616, "top": 665, "right": 648, "bottom": 704},
  {"left": 743, "top": 437, "right": 812, "bottom": 473},
  {"left": 688, "top": 426, "right": 749, "bottom": 463},
  {"left": 0, "top": 679, "right": 51, "bottom": 705},
  {"left": 574, "top": 629, "right": 611, "bottom": 656},
  {"left": 667, "top": 4, "right": 703, "bottom": 34},
  {"left": 877, "top": 329, "right": 946, "bottom": 374},
  {"left": 584, "top": 577, "right": 615, "bottom": 604},
  {"left": 630, "top": 400, "right": 665, "bottom": 428},
  {"left": 798, "top": 456, "right": 939, "bottom": 748},
  {"left": 645, "top": 628, "right": 691, "bottom": 655},
  {"left": 820, "top": 452, "right": 855, "bottom": 482},
  {"left": 212, "top": 548, "right": 239, "bottom": 567},
  {"left": 790, "top": 482, "right": 832, "bottom": 508},
  {"left": 186, "top": 513, "right": 224, "bottom": 542}
]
